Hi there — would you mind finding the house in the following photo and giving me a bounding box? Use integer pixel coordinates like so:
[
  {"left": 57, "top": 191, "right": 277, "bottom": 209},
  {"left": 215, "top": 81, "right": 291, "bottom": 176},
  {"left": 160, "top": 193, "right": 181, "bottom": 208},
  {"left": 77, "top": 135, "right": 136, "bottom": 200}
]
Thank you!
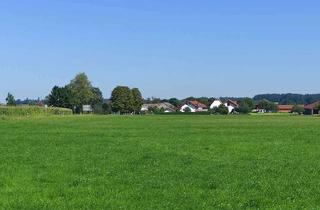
[
  {"left": 278, "top": 105, "right": 294, "bottom": 113},
  {"left": 304, "top": 101, "right": 320, "bottom": 115},
  {"left": 225, "top": 99, "right": 239, "bottom": 113},
  {"left": 210, "top": 99, "right": 223, "bottom": 109},
  {"left": 180, "top": 100, "right": 208, "bottom": 112},
  {"left": 141, "top": 102, "right": 176, "bottom": 113},
  {"left": 209, "top": 98, "right": 238, "bottom": 114}
]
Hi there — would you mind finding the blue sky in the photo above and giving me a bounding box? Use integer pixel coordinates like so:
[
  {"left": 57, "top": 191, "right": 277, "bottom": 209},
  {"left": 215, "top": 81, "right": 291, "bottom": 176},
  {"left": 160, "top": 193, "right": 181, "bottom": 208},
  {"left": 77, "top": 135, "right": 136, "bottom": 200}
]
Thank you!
[{"left": 1, "top": 0, "right": 320, "bottom": 102}]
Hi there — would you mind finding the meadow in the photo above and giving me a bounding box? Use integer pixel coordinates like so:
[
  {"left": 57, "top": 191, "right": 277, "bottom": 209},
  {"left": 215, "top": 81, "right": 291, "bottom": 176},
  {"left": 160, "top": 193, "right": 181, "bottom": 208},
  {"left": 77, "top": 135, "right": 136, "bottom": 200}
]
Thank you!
[{"left": 0, "top": 115, "right": 320, "bottom": 209}]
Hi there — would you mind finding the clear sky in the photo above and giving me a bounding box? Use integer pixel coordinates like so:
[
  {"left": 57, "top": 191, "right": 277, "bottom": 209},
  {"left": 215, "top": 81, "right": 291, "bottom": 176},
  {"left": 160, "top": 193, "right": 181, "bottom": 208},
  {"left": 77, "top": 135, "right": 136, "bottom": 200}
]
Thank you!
[{"left": 1, "top": 0, "right": 320, "bottom": 102}]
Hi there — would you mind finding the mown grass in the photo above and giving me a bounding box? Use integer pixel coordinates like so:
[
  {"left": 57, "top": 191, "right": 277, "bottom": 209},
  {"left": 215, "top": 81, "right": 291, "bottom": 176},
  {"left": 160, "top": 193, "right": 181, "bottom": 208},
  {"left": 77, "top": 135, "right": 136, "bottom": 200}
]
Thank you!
[{"left": 0, "top": 115, "right": 320, "bottom": 209}]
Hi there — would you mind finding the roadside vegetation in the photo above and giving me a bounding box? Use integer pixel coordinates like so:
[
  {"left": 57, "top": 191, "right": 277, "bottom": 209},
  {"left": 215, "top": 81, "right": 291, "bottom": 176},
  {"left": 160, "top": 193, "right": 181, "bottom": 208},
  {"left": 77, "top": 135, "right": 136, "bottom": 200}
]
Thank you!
[{"left": 0, "top": 106, "right": 72, "bottom": 116}]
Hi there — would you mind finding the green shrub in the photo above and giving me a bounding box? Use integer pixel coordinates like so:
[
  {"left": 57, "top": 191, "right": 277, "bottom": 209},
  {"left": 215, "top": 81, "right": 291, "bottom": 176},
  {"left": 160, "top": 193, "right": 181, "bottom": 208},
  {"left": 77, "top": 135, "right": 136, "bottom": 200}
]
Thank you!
[{"left": 0, "top": 106, "right": 73, "bottom": 116}]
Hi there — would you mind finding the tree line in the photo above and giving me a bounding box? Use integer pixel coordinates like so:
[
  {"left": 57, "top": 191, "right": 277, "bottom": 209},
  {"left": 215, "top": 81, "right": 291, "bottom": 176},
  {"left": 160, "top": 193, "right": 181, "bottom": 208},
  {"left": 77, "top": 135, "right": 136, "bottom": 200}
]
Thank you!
[
  {"left": 4, "top": 73, "right": 318, "bottom": 115},
  {"left": 47, "top": 73, "right": 143, "bottom": 114},
  {"left": 253, "top": 93, "right": 320, "bottom": 105}
]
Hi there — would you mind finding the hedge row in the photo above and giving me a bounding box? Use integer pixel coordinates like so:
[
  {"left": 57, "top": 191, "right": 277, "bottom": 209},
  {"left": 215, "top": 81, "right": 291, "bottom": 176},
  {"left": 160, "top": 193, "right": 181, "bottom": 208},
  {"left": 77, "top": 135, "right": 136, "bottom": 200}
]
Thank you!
[
  {"left": 0, "top": 106, "right": 73, "bottom": 116},
  {"left": 155, "top": 111, "right": 211, "bottom": 115}
]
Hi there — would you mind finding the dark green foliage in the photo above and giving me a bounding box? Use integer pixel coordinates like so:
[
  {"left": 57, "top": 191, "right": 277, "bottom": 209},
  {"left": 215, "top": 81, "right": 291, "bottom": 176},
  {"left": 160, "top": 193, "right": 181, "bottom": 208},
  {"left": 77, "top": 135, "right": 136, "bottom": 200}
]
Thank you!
[
  {"left": 236, "top": 103, "right": 251, "bottom": 114},
  {"left": 6, "top": 93, "right": 16, "bottom": 106},
  {"left": 47, "top": 86, "right": 72, "bottom": 108},
  {"left": 111, "top": 86, "right": 134, "bottom": 114},
  {"left": 147, "top": 106, "right": 164, "bottom": 114},
  {"left": 292, "top": 105, "right": 304, "bottom": 114},
  {"left": 168, "top": 98, "right": 180, "bottom": 107},
  {"left": 183, "top": 107, "right": 192, "bottom": 113},
  {"left": 212, "top": 104, "right": 229, "bottom": 115},
  {"left": 102, "top": 103, "right": 112, "bottom": 114},
  {"left": 47, "top": 73, "right": 105, "bottom": 114},
  {"left": 236, "top": 98, "right": 255, "bottom": 114},
  {"left": 90, "top": 87, "right": 103, "bottom": 106},
  {"left": 253, "top": 93, "right": 320, "bottom": 105},
  {"left": 257, "top": 99, "right": 278, "bottom": 112},
  {"left": 131, "top": 88, "right": 144, "bottom": 114}
]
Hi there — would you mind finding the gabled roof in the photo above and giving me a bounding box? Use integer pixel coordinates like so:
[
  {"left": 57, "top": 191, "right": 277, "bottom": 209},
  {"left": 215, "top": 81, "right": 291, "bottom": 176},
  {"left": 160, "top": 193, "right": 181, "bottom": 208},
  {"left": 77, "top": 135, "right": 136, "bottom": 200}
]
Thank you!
[
  {"left": 142, "top": 102, "right": 176, "bottom": 112},
  {"left": 305, "top": 101, "right": 320, "bottom": 110},
  {"left": 226, "top": 99, "right": 238, "bottom": 107},
  {"left": 188, "top": 100, "right": 207, "bottom": 109}
]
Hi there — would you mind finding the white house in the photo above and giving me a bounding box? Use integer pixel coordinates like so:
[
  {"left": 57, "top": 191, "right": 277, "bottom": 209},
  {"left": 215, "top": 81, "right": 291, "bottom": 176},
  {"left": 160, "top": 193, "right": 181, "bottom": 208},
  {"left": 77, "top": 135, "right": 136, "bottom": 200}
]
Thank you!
[
  {"left": 225, "top": 99, "right": 238, "bottom": 113},
  {"left": 209, "top": 99, "right": 238, "bottom": 114},
  {"left": 210, "top": 99, "right": 223, "bottom": 109},
  {"left": 180, "top": 104, "right": 197, "bottom": 112},
  {"left": 180, "top": 100, "right": 208, "bottom": 112}
]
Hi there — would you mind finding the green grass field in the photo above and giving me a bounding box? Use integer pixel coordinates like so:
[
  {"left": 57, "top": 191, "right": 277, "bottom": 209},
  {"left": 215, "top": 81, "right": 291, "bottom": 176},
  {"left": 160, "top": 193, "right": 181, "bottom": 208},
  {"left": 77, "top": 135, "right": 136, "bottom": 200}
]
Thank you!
[{"left": 1, "top": 115, "right": 320, "bottom": 209}]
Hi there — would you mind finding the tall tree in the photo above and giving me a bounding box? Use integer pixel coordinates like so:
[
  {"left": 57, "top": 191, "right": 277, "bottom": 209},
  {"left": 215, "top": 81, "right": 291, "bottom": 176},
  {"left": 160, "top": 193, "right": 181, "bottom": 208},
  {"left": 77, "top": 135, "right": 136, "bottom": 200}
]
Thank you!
[
  {"left": 131, "top": 88, "right": 143, "bottom": 114},
  {"left": 47, "top": 86, "right": 72, "bottom": 108},
  {"left": 68, "top": 73, "right": 94, "bottom": 112},
  {"left": 236, "top": 97, "right": 255, "bottom": 114},
  {"left": 90, "top": 87, "right": 103, "bottom": 106},
  {"left": 6, "top": 93, "right": 16, "bottom": 106},
  {"left": 111, "top": 86, "right": 134, "bottom": 114}
]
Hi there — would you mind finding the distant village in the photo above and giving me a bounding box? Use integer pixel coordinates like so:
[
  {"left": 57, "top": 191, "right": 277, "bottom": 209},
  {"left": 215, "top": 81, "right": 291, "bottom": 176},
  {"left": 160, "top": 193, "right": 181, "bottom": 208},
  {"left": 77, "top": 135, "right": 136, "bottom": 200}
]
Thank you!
[
  {"left": 141, "top": 98, "right": 320, "bottom": 115},
  {"left": 1, "top": 73, "right": 320, "bottom": 116}
]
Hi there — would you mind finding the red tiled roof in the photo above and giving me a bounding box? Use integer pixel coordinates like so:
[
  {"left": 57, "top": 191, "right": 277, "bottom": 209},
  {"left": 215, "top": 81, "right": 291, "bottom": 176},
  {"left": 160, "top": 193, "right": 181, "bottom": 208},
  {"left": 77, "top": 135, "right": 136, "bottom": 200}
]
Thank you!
[
  {"left": 305, "top": 101, "right": 320, "bottom": 110},
  {"left": 189, "top": 100, "right": 207, "bottom": 109},
  {"left": 278, "top": 105, "right": 294, "bottom": 110}
]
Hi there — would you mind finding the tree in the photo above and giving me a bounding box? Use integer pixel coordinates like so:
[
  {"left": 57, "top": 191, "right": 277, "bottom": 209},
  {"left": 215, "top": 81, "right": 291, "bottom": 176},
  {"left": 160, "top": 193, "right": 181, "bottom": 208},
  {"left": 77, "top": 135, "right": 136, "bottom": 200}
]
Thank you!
[
  {"left": 68, "top": 73, "right": 94, "bottom": 113},
  {"left": 242, "top": 98, "right": 255, "bottom": 110},
  {"left": 6, "top": 93, "right": 16, "bottom": 106},
  {"left": 102, "top": 103, "right": 112, "bottom": 114},
  {"left": 212, "top": 104, "right": 229, "bottom": 115},
  {"left": 218, "top": 104, "right": 229, "bottom": 115},
  {"left": 292, "top": 105, "right": 304, "bottom": 115},
  {"left": 111, "top": 86, "right": 134, "bottom": 114},
  {"left": 236, "top": 98, "right": 255, "bottom": 114},
  {"left": 47, "top": 86, "right": 72, "bottom": 108},
  {"left": 257, "top": 99, "right": 278, "bottom": 112},
  {"left": 168, "top": 98, "right": 180, "bottom": 107},
  {"left": 236, "top": 103, "right": 251, "bottom": 114},
  {"left": 90, "top": 87, "right": 103, "bottom": 106},
  {"left": 131, "top": 88, "right": 143, "bottom": 114}
]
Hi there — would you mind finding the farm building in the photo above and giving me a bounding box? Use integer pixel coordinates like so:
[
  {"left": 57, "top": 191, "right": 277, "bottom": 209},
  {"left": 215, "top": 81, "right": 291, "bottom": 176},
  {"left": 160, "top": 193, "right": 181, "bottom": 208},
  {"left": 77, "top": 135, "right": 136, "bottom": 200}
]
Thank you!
[
  {"left": 278, "top": 105, "right": 294, "bottom": 113},
  {"left": 304, "top": 101, "right": 320, "bottom": 115},
  {"left": 180, "top": 100, "right": 208, "bottom": 112},
  {"left": 141, "top": 102, "right": 176, "bottom": 113}
]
